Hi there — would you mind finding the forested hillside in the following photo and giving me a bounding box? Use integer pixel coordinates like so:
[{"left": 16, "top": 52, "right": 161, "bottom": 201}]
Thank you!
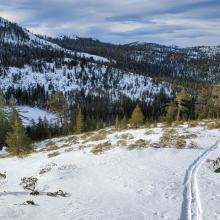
[{"left": 1, "top": 16, "right": 220, "bottom": 147}]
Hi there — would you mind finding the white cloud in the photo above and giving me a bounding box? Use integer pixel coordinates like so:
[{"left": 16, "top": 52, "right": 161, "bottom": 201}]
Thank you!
[{"left": 0, "top": 0, "right": 220, "bottom": 46}]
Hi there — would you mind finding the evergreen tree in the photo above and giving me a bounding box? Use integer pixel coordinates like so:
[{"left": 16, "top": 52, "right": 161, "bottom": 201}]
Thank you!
[
  {"left": 0, "top": 91, "right": 9, "bottom": 149},
  {"left": 195, "top": 88, "right": 213, "bottom": 119},
  {"left": 165, "top": 101, "right": 176, "bottom": 125},
  {"left": 49, "top": 92, "right": 67, "bottom": 125},
  {"left": 120, "top": 116, "right": 127, "bottom": 129},
  {"left": 212, "top": 86, "right": 220, "bottom": 119},
  {"left": 75, "top": 109, "right": 84, "bottom": 134},
  {"left": 6, "top": 109, "right": 32, "bottom": 157},
  {"left": 115, "top": 115, "right": 120, "bottom": 129},
  {"left": 130, "top": 104, "right": 144, "bottom": 128},
  {"left": 175, "top": 90, "right": 190, "bottom": 122},
  {"left": 8, "top": 97, "right": 19, "bottom": 128}
]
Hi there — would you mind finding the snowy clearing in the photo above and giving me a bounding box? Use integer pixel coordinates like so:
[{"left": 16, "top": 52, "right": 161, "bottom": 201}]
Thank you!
[
  {"left": 16, "top": 106, "right": 57, "bottom": 126},
  {"left": 4, "top": 106, "right": 57, "bottom": 126},
  {"left": 0, "top": 124, "right": 220, "bottom": 220}
]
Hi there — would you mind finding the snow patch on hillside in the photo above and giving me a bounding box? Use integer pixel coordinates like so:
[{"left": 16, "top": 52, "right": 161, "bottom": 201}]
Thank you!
[{"left": 17, "top": 106, "right": 57, "bottom": 126}]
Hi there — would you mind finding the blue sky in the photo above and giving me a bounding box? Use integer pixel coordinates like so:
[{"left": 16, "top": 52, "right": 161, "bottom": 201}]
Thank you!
[{"left": 0, "top": 0, "right": 220, "bottom": 46}]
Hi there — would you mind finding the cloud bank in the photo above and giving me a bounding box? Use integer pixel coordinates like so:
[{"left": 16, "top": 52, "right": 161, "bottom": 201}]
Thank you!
[{"left": 0, "top": 0, "right": 220, "bottom": 46}]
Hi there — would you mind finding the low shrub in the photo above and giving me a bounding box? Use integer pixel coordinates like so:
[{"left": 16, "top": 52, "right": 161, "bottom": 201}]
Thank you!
[
  {"left": 0, "top": 172, "right": 6, "bottom": 179},
  {"left": 187, "top": 120, "right": 199, "bottom": 128},
  {"left": 22, "top": 200, "right": 36, "bottom": 205},
  {"left": 159, "top": 128, "right": 187, "bottom": 148},
  {"left": 80, "top": 132, "right": 94, "bottom": 140},
  {"left": 20, "top": 176, "right": 38, "bottom": 191},
  {"left": 207, "top": 120, "right": 220, "bottom": 129},
  {"left": 116, "top": 139, "right": 127, "bottom": 146},
  {"left": 39, "top": 163, "right": 57, "bottom": 175},
  {"left": 65, "top": 147, "right": 74, "bottom": 152},
  {"left": 67, "top": 136, "right": 79, "bottom": 144},
  {"left": 188, "top": 141, "right": 198, "bottom": 148},
  {"left": 47, "top": 190, "right": 68, "bottom": 197},
  {"left": 214, "top": 168, "right": 220, "bottom": 173},
  {"left": 128, "top": 139, "right": 150, "bottom": 150},
  {"left": 144, "top": 130, "right": 155, "bottom": 135},
  {"left": 159, "top": 128, "right": 177, "bottom": 147},
  {"left": 59, "top": 143, "right": 70, "bottom": 148},
  {"left": 45, "top": 141, "right": 59, "bottom": 152},
  {"left": 91, "top": 141, "right": 112, "bottom": 154},
  {"left": 175, "top": 136, "right": 187, "bottom": 149},
  {"left": 48, "top": 151, "right": 60, "bottom": 158}
]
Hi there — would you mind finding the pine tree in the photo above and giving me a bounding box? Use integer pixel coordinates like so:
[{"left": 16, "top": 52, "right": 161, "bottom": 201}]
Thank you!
[
  {"left": 6, "top": 109, "right": 32, "bottom": 157},
  {"left": 120, "top": 116, "right": 127, "bottom": 129},
  {"left": 75, "top": 109, "right": 84, "bottom": 134},
  {"left": 195, "top": 88, "right": 213, "bottom": 119},
  {"left": 49, "top": 92, "right": 67, "bottom": 125},
  {"left": 175, "top": 90, "right": 190, "bottom": 122},
  {"left": 130, "top": 104, "right": 144, "bottom": 128},
  {"left": 165, "top": 101, "right": 176, "bottom": 125},
  {"left": 115, "top": 115, "right": 120, "bottom": 129},
  {"left": 212, "top": 86, "right": 220, "bottom": 119},
  {"left": 0, "top": 91, "right": 9, "bottom": 149},
  {"left": 8, "top": 97, "right": 19, "bottom": 128}
]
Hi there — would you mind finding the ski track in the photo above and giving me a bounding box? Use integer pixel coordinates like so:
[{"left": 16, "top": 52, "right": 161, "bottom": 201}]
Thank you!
[{"left": 180, "top": 141, "right": 219, "bottom": 220}]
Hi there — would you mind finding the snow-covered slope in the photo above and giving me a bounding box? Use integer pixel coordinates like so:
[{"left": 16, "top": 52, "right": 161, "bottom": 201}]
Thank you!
[
  {"left": 16, "top": 106, "right": 57, "bottom": 126},
  {"left": 0, "top": 17, "right": 59, "bottom": 49},
  {"left": 4, "top": 105, "right": 57, "bottom": 126},
  {"left": 0, "top": 63, "right": 171, "bottom": 102},
  {"left": 0, "top": 124, "right": 220, "bottom": 219},
  {"left": 0, "top": 16, "right": 111, "bottom": 63}
]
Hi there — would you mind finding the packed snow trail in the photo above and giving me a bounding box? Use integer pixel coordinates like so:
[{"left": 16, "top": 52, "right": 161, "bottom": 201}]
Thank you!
[{"left": 180, "top": 141, "right": 219, "bottom": 220}]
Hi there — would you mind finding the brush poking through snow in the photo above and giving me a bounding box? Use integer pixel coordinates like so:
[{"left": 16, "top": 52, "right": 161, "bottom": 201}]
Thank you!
[{"left": 0, "top": 124, "right": 220, "bottom": 220}]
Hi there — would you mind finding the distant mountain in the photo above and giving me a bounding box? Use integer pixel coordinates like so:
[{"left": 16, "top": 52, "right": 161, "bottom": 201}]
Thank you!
[
  {"left": 48, "top": 35, "right": 220, "bottom": 83},
  {"left": 0, "top": 16, "right": 172, "bottom": 121},
  {"left": 0, "top": 16, "right": 220, "bottom": 122}
]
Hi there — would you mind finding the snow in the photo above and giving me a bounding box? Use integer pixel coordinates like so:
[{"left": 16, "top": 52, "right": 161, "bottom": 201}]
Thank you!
[
  {"left": 78, "top": 52, "right": 110, "bottom": 63},
  {"left": 0, "top": 63, "right": 171, "bottom": 102},
  {"left": 0, "top": 16, "right": 112, "bottom": 64},
  {"left": 4, "top": 105, "right": 57, "bottom": 126},
  {"left": 16, "top": 106, "right": 57, "bottom": 126},
  {"left": 0, "top": 124, "right": 220, "bottom": 219}
]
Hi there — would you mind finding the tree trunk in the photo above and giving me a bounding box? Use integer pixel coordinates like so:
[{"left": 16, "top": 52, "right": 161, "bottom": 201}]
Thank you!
[{"left": 176, "top": 107, "right": 180, "bottom": 122}]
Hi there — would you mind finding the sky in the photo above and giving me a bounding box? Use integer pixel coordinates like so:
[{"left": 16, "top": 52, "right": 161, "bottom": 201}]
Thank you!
[{"left": 0, "top": 0, "right": 220, "bottom": 47}]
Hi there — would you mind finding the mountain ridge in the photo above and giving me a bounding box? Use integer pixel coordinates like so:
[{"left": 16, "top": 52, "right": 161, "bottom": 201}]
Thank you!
[{"left": 0, "top": 16, "right": 219, "bottom": 125}]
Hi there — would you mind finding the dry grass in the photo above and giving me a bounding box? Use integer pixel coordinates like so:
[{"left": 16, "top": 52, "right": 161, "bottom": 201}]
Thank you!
[
  {"left": 188, "top": 141, "right": 198, "bottom": 148},
  {"left": 80, "top": 132, "right": 94, "bottom": 140},
  {"left": 182, "top": 133, "right": 197, "bottom": 139},
  {"left": 78, "top": 145, "right": 87, "bottom": 150},
  {"left": 64, "top": 147, "right": 74, "bottom": 152},
  {"left": 48, "top": 151, "right": 60, "bottom": 158},
  {"left": 81, "top": 130, "right": 110, "bottom": 143},
  {"left": 91, "top": 141, "right": 112, "bottom": 154},
  {"left": 128, "top": 139, "right": 150, "bottom": 150},
  {"left": 67, "top": 135, "right": 79, "bottom": 144},
  {"left": 207, "top": 120, "right": 220, "bottom": 129},
  {"left": 116, "top": 139, "right": 127, "bottom": 146},
  {"left": 187, "top": 120, "right": 199, "bottom": 128},
  {"left": 59, "top": 143, "right": 70, "bottom": 148},
  {"left": 159, "top": 128, "right": 187, "bottom": 149},
  {"left": 88, "top": 133, "right": 107, "bottom": 142},
  {"left": 45, "top": 141, "right": 59, "bottom": 152},
  {"left": 159, "top": 128, "right": 177, "bottom": 147},
  {"left": 0, "top": 154, "right": 9, "bottom": 159}
]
